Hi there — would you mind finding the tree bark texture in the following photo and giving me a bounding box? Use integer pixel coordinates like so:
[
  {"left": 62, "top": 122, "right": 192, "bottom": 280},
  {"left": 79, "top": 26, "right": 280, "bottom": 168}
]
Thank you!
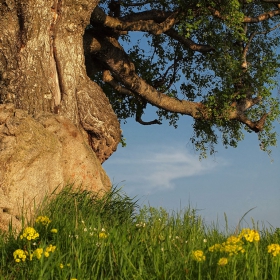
[
  {"left": 0, "top": 104, "right": 112, "bottom": 232},
  {"left": 0, "top": 0, "right": 121, "bottom": 231},
  {"left": 0, "top": 0, "right": 121, "bottom": 163}
]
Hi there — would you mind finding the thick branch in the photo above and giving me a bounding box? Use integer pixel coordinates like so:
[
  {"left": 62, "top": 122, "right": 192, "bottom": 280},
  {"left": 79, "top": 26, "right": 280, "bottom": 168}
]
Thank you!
[
  {"left": 89, "top": 36, "right": 267, "bottom": 132},
  {"left": 103, "top": 70, "right": 135, "bottom": 96},
  {"left": 244, "top": 8, "right": 280, "bottom": 22},
  {"left": 91, "top": 6, "right": 179, "bottom": 35},
  {"left": 103, "top": 70, "right": 161, "bottom": 125}
]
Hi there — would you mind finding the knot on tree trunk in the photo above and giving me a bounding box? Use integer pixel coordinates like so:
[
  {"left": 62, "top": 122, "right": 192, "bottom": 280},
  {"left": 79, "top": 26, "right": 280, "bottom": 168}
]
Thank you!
[{"left": 76, "top": 81, "right": 121, "bottom": 163}]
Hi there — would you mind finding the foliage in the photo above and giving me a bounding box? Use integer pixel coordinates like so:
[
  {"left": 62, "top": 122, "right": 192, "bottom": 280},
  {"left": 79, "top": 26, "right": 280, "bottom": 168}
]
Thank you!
[
  {"left": 88, "top": 0, "right": 280, "bottom": 157},
  {"left": 0, "top": 187, "right": 280, "bottom": 279}
]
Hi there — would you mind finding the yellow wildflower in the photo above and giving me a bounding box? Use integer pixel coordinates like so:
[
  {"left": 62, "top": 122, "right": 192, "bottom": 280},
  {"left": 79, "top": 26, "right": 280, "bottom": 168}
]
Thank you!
[
  {"left": 20, "top": 227, "right": 39, "bottom": 241},
  {"left": 51, "top": 228, "right": 58, "bottom": 233},
  {"left": 35, "top": 216, "right": 51, "bottom": 226},
  {"left": 33, "top": 248, "right": 43, "bottom": 260},
  {"left": 192, "top": 250, "right": 206, "bottom": 262},
  {"left": 226, "top": 235, "right": 241, "bottom": 244},
  {"left": 209, "top": 244, "right": 222, "bottom": 252},
  {"left": 13, "top": 249, "right": 27, "bottom": 262},
  {"left": 209, "top": 235, "right": 244, "bottom": 256},
  {"left": 99, "top": 232, "right": 108, "bottom": 239},
  {"left": 218, "top": 257, "right": 228, "bottom": 266},
  {"left": 60, "top": 263, "right": 64, "bottom": 269},
  {"left": 239, "top": 228, "right": 260, "bottom": 242},
  {"left": 267, "top": 244, "right": 280, "bottom": 257},
  {"left": 45, "top": 244, "right": 56, "bottom": 253}
]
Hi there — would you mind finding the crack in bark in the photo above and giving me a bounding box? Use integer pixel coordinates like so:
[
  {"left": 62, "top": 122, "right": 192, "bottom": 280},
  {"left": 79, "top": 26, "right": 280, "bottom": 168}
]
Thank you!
[{"left": 51, "top": 0, "right": 64, "bottom": 114}]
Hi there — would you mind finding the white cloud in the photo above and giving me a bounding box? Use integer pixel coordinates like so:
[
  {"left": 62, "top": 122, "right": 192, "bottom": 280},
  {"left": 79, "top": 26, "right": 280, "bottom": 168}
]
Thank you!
[{"left": 105, "top": 144, "right": 227, "bottom": 193}]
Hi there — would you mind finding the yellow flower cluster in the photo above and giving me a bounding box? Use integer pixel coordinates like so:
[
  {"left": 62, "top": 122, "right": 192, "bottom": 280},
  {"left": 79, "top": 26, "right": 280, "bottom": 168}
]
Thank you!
[
  {"left": 267, "top": 244, "right": 280, "bottom": 257},
  {"left": 192, "top": 250, "right": 206, "bottom": 262},
  {"left": 209, "top": 235, "right": 245, "bottom": 256},
  {"left": 35, "top": 216, "right": 51, "bottom": 226},
  {"left": 208, "top": 243, "right": 222, "bottom": 252},
  {"left": 217, "top": 257, "right": 228, "bottom": 266},
  {"left": 239, "top": 228, "right": 260, "bottom": 243},
  {"left": 33, "top": 248, "right": 43, "bottom": 260},
  {"left": 13, "top": 249, "right": 27, "bottom": 262},
  {"left": 208, "top": 229, "right": 260, "bottom": 258},
  {"left": 44, "top": 244, "right": 56, "bottom": 257},
  {"left": 20, "top": 227, "right": 39, "bottom": 241},
  {"left": 31, "top": 245, "right": 56, "bottom": 260}
]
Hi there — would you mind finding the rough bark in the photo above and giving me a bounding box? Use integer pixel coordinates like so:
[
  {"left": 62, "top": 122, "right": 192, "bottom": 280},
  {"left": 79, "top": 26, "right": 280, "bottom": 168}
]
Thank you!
[
  {"left": 0, "top": 104, "right": 111, "bottom": 232},
  {"left": 0, "top": 0, "right": 121, "bottom": 231},
  {"left": 0, "top": 0, "right": 121, "bottom": 162}
]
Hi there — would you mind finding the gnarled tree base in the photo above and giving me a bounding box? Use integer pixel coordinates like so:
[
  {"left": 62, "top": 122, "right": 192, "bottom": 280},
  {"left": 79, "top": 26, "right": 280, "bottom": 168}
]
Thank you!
[{"left": 0, "top": 104, "right": 111, "bottom": 232}]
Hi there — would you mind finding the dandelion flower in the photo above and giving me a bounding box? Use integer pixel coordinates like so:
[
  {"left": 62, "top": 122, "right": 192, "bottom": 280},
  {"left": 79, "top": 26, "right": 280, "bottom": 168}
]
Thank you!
[{"left": 51, "top": 228, "right": 58, "bottom": 233}]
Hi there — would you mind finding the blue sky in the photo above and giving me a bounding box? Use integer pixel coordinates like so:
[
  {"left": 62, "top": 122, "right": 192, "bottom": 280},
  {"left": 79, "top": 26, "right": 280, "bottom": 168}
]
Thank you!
[{"left": 104, "top": 106, "right": 280, "bottom": 231}]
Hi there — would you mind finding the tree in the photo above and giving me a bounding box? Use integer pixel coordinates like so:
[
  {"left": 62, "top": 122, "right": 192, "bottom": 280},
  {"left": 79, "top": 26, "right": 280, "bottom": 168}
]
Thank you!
[
  {"left": 1, "top": 0, "right": 280, "bottom": 166},
  {"left": 87, "top": 0, "right": 280, "bottom": 157}
]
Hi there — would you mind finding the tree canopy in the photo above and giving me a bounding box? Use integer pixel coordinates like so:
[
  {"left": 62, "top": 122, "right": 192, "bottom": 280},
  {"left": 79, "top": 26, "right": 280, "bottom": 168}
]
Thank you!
[{"left": 84, "top": 0, "right": 280, "bottom": 157}]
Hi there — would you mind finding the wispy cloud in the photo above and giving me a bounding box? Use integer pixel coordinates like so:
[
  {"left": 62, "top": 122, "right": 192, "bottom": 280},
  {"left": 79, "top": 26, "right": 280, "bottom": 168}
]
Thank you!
[{"left": 105, "top": 144, "right": 228, "bottom": 193}]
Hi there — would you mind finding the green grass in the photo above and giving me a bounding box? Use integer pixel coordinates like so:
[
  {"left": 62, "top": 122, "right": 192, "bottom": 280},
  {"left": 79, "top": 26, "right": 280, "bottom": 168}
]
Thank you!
[{"left": 0, "top": 186, "right": 280, "bottom": 279}]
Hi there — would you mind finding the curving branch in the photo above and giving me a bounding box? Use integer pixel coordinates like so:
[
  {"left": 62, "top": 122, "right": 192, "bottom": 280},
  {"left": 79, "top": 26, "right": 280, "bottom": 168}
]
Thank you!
[
  {"left": 91, "top": 6, "right": 179, "bottom": 35},
  {"left": 87, "top": 35, "right": 268, "bottom": 132},
  {"left": 89, "top": 9, "right": 214, "bottom": 54},
  {"left": 136, "top": 115, "right": 162, "bottom": 125}
]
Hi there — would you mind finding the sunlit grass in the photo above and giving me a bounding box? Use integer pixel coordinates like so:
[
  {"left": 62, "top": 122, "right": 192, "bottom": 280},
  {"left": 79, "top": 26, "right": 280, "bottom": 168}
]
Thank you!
[{"left": 0, "top": 185, "right": 279, "bottom": 279}]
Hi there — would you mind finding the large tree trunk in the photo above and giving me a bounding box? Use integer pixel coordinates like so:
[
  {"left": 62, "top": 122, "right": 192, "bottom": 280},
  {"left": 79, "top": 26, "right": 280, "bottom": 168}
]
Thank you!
[{"left": 0, "top": 0, "right": 120, "bottom": 231}]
